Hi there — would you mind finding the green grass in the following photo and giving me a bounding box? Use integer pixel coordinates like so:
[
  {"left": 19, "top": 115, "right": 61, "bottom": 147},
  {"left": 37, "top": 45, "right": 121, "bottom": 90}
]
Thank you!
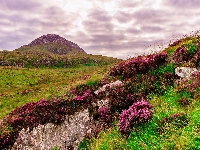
[
  {"left": 0, "top": 65, "right": 110, "bottom": 119},
  {"left": 86, "top": 87, "right": 200, "bottom": 150}
]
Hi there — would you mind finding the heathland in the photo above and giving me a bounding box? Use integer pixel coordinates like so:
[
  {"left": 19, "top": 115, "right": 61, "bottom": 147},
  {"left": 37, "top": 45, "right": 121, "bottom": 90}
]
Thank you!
[{"left": 0, "top": 34, "right": 199, "bottom": 149}]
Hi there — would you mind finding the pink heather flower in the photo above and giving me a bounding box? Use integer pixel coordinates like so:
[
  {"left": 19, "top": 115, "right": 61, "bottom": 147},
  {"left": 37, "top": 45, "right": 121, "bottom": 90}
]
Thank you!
[
  {"left": 118, "top": 100, "right": 152, "bottom": 133},
  {"left": 98, "top": 107, "right": 111, "bottom": 122},
  {"left": 36, "top": 99, "right": 49, "bottom": 107}
]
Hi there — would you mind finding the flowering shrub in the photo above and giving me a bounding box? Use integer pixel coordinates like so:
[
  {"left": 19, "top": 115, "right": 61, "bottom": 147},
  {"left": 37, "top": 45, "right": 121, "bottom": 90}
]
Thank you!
[
  {"left": 109, "top": 52, "right": 168, "bottom": 79},
  {"left": 170, "top": 40, "right": 200, "bottom": 66},
  {"left": 100, "top": 85, "right": 133, "bottom": 112},
  {"left": 190, "top": 43, "right": 200, "bottom": 68},
  {"left": 177, "top": 97, "right": 190, "bottom": 106},
  {"left": 171, "top": 46, "right": 189, "bottom": 63},
  {"left": 157, "top": 113, "right": 189, "bottom": 134},
  {"left": 0, "top": 97, "right": 88, "bottom": 149},
  {"left": 74, "top": 90, "right": 93, "bottom": 102},
  {"left": 169, "top": 39, "right": 182, "bottom": 46},
  {"left": 97, "top": 107, "right": 111, "bottom": 123},
  {"left": 118, "top": 100, "right": 152, "bottom": 134}
]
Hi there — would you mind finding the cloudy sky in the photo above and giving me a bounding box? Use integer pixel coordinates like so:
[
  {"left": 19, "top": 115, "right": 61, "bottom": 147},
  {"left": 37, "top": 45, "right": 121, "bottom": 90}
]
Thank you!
[{"left": 1, "top": 0, "right": 200, "bottom": 59}]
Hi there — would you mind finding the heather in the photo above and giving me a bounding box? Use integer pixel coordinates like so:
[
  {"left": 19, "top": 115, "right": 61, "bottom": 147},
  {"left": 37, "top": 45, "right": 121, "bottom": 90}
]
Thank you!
[
  {"left": 0, "top": 35, "right": 200, "bottom": 149},
  {"left": 85, "top": 36, "right": 200, "bottom": 149}
]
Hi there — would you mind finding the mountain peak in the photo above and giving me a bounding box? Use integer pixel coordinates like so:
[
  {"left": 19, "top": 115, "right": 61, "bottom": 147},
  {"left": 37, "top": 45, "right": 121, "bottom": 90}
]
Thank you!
[{"left": 19, "top": 34, "right": 86, "bottom": 55}]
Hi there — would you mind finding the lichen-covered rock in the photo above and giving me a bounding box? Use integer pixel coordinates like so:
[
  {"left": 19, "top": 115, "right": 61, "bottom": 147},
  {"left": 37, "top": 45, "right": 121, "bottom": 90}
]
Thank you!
[
  {"left": 12, "top": 109, "right": 92, "bottom": 150},
  {"left": 175, "top": 67, "right": 198, "bottom": 79},
  {"left": 94, "top": 80, "right": 123, "bottom": 95},
  {"left": 97, "top": 99, "right": 109, "bottom": 108}
]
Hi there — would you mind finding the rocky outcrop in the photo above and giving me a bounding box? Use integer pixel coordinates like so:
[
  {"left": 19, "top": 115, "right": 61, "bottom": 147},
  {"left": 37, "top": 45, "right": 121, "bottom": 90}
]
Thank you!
[
  {"left": 12, "top": 109, "right": 92, "bottom": 150},
  {"left": 11, "top": 81, "right": 124, "bottom": 150},
  {"left": 175, "top": 67, "right": 198, "bottom": 79},
  {"left": 94, "top": 80, "right": 123, "bottom": 95}
]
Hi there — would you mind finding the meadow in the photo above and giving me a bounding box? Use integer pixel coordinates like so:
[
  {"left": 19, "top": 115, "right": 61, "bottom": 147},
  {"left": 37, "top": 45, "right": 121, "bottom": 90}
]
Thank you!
[{"left": 0, "top": 65, "right": 110, "bottom": 119}]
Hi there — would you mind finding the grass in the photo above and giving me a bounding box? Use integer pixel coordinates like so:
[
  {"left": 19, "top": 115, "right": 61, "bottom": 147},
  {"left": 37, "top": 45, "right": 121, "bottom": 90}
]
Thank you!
[
  {"left": 1, "top": 34, "right": 200, "bottom": 149},
  {"left": 0, "top": 65, "right": 110, "bottom": 119},
  {"left": 85, "top": 87, "right": 200, "bottom": 150}
]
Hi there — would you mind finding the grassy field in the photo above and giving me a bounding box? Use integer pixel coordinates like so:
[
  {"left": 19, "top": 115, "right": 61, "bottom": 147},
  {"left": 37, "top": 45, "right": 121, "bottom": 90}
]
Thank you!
[{"left": 0, "top": 65, "right": 110, "bottom": 119}]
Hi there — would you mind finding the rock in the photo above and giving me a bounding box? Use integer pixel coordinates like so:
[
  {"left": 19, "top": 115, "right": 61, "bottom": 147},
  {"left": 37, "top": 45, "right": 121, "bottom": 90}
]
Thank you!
[
  {"left": 97, "top": 99, "right": 109, "bottom": 108},
  {"left": 12, "top": 109, "right": 92, "bottom": 150},
  {"left": 175, "top": 67, "right": 198, "bottom": 79},
  {"left": 94, "top": 80, "right": 123, "bottom": 95}
]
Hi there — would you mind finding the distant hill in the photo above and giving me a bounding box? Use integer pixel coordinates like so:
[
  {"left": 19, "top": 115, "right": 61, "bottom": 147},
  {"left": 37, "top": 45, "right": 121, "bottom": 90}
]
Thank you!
[
  {"left": 16, "top": 34, "right": 86, "bottom": 55},
  {"left": 0, "top": 34, "right": 120, "bottom": 68}
]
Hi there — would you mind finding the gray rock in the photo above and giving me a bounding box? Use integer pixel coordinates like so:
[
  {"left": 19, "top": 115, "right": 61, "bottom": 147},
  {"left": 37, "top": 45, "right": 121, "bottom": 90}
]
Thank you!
[
  {"left": 94, "top": 80, "right": 123, "bottom": 95},
  {"left": 175, "top": 67, "right": 198, "bottom": 79},
  {"left": 12, "top": 109, "right": 92, "bottom": 150}
]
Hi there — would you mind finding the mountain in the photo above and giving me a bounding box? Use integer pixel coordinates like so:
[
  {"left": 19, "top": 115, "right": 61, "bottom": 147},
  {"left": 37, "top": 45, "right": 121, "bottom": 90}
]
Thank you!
[
  {"left": 17, "top": 34, "right": 86, "bottom": 55},
  {"left": 0, "top": 34, "right": 120, "bottom": 68}
]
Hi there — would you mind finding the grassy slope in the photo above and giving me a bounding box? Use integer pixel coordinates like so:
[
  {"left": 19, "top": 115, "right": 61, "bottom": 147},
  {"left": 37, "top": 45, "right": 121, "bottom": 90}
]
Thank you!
[
  {"left": 88, "top": 88, "right": 199, "bottom": 149},
  {"left": 0, "top": 65, "right": 111, "bottom": 119},
  {"left": 79, "top": 36, "right": 200, "bottom": 150}
]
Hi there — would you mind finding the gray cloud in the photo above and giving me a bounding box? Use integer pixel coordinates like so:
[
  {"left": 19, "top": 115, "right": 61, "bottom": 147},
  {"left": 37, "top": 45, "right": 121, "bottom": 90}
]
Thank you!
[
  {"left": 114, "top": 11, "right": 134, "bottom": 23},
  {"left": 0, "top": 0, "right": 200, "bottom": 59},
  {"left": 0, "top": 0, "right": 41, "bottom": 12},
  {"left": 164, "top": 0, "right": 200, "bottom": 8}
]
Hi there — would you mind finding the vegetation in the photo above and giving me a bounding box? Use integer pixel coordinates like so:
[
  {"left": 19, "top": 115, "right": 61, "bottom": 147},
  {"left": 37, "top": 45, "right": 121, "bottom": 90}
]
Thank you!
[
  {"left": 0, "top": 50, "right": 119, "bottom": 68},
  {"left": 0, "top": 65, "right": 112, "bottom": 119},
  {"left": 0, "top": 34, "right": 200, "bottom": 149}
]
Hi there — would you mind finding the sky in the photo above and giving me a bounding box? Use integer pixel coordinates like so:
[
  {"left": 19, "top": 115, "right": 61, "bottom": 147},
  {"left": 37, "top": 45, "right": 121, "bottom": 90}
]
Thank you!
[{"left": 1, "top": 0, "right": 200, "bottom": 59}]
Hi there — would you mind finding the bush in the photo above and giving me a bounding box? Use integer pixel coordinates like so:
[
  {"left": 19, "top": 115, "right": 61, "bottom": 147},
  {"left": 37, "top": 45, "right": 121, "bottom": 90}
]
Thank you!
[
  {"left": 118, "top": 100, "right": 152, "bottom": 134},
  {"left": 78, "top": 138, "right": 90, "bottom": 150},
  {"left": 109, "top": 52, "right": 168, "bottom": 79},
  {"left": 97, "top": 107, "right": 111, "bottom": 123}
]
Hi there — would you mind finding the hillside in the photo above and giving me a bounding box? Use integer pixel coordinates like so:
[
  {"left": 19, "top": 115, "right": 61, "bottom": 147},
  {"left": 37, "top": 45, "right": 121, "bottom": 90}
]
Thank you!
[
  {"left": 0, "top": 34, "right": 119, "bottom": 68},
  {"left": 17, "top": 34, "right": 86, "bottom": 55},
  {"left": 0, "top": 35, "right": 200, "bottom": 149}
]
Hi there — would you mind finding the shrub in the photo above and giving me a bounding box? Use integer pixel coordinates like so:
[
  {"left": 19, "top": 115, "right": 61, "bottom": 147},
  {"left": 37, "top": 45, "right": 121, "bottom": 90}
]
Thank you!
[
  {"left": 109, "top": 52, "right": 168, "bottom": 79},
  {"left": 188, "top": 45, "right": 196, "bottom": 56},
  {"left": 97, "top": 107, "right": 111, "bottom": 123},
  {"left": 118, "top": 100, "right": 152, "bottom": 134},
  {"left": 169, "top": 39, "right": 182, "bottom": 47},
  {"left": 176, "top": 71, "right": 200, "bottom": 98},
  {"left": 177, "top": 97, "right": 190, "bottom": 106},
  {"left": 171, "top": 46, "right": 189, "bottom": 63}
]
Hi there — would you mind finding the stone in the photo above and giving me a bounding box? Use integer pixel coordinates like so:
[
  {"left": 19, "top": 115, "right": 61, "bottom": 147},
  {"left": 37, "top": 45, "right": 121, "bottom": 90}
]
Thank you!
[
  {"left": 97, "top": 99, "right": 109, "bottom": 108},
  {"left": 12, "top": 109, "right": 92, "bottom": 150},
  {"left": 175, "top": 67, "right": 198, "bottom": 79},
  {"left": 94, "top": 80, "right": 123, "bottom": 95}
]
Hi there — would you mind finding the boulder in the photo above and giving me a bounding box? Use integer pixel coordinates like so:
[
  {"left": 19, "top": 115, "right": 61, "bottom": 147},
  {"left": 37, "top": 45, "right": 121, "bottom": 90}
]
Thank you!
[
  {"left": 94, "top": 80, "right": 123, "bottom": 95},
  {"left": 175, "top": 67, "right": 198, "bottom": 79}
]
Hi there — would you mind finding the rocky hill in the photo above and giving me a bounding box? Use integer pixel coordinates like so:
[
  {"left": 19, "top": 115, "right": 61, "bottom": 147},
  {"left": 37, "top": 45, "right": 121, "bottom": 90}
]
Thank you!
[
  {"left": 0, "top": 34, "right": 119, "bottom": 68},
  {"left": 18, "top": 34, "right": 86, "bottom": 55}
]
